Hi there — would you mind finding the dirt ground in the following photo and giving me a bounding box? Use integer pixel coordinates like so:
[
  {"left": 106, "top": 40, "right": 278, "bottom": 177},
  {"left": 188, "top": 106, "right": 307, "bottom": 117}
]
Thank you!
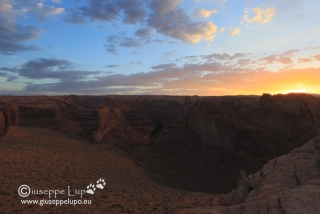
[{"left": 0, "top": 126, "right": 221, "bottom": 213}]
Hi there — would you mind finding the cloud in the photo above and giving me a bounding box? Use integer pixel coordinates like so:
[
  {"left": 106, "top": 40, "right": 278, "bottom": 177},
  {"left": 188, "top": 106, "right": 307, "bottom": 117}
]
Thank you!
[
  {"left": 194, "top": 8, "right": 217, "bottom": 18},
  {"left": 3, "top": 51, "right": 320, "bottom": 96},
  {"left": 29, "top": 2, "right": 64, "bottom": 20},
  {"left": 7, "top": 76, "right": 18, "bottom": 82},
  {"left": 148, "top": 0, "right": 217, "bottom": 43},
  {"left": 277, "top": 57, "right": 293, "bottom": 64},
  {"left": 8, "top": 59, "right": 263, "bottom": 95},
  {"left": 129, "top": 61, "right": 142, "bottom": 65},
  {"left": 259, "top": 50, "right": 299, "bottom": 65},
  {"left": 0, "top": 72, "right": 8, "bottom": 77},
  {"left": 12, "top": 0, "right": 64, "bottom": 21},
  {"left": 242, "top": 7, "right": 275, "bottom": 25},
  {"left": 104, "top": 34, "right": 123, "bottom": 54},
  {"left": 260, "top": 54, "right": 277, "bottom": 64},
  {"left": 202, "top": 52, "right": 247, "bottom": 60},
  {"left": 151, "top": 63, "right": 176, "bottom": 70},
  {"left": 219, "top": 27, "right": 225, "bottom": 33},
  {"left": 179, "top": 55, "right": 198, "bottom": 61},
  {"left": 64, "top": 0, "right": 146, "bottom": 24},
  {"left": 314, "top": 54, "right": 320, "bottom": 61},
  {"left": 163, "top": 50, "right": 176, "bottom": 57},
  {"left": 260, "top": 55, "right": 293, "bottom": 64},
  {"left": 281, "top": 49, "right": 299, "bottom": 57},
  {"left": 120, "top": 37, "right": 143, "bottom": 48},
  {"left": 104, "top": 31, "right": 156, "bottom": 54},
  {"left": 0, "top": 58, "right": 100, "bottom": 81},
  {"left": 229, "top": 27, "right": 240, "bottom": 36},
  {"left": 236, "top": 59, "right": 251, "bottom": 67},
  {"left": 16, "top": 61, "right": 246, "bottom": 94},
  {"left": 0, "top": 0, "right": 42, "bottom": 55},
  {"left": 135, "top": 28, "right": 155, "bottom": 38},
  {"left": 65, "top": 0, "right": 218, "bottom": 44},
  {"left": 298, "top": 58, "right": 313, "bottom": 63},
  {"left": 0, "top": 0, "right": 16, "bottom": 32},
  {"left": 105, "top": 64, "right": 120, "bottom": 68},
  {"left": 115, "top": 0, "right": 147, "bottom": 24},
  {"left": 63, "top": 9, "right": 86, "bottom": 24}
]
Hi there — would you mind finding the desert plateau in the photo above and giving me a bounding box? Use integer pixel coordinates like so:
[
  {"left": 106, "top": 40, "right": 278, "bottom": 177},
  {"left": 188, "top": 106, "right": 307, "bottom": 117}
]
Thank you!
[{"left": 1, "top": 93, "right": 320, "bottom": 213}]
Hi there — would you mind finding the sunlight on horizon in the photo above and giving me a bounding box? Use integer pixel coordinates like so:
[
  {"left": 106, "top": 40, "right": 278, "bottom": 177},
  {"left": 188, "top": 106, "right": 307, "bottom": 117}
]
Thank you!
[{"left": 282, "top": 88, "right": 308, "bottom": 94}]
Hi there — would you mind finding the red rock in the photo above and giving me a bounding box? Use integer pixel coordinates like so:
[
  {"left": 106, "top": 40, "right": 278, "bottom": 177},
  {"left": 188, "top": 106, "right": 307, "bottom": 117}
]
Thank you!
[
  {"left": 183, "top": 94, "right": 320, "bottom": 160},
  {"left": 216, "top": 135, "right": 320, "bottom": 213},
  {"left": 92, "top": 104, "right": 124, "bottom": 143},
  {"left": 0, "top": 111, "right": 5, "bottom": 135},
  {"left": 2, "top": 104, "right": 19, "bottom": 126}
]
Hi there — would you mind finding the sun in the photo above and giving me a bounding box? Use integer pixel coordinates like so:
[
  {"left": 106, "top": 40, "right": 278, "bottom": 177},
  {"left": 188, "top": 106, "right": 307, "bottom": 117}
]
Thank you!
[{"left": 284, "top": 88, "right": 308, "bottom": 94}]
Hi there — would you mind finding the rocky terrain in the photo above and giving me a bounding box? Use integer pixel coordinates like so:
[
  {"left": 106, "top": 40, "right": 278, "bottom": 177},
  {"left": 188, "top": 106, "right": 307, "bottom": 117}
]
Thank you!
[
  {"left": 1, "top": 93, "right": 320, "bottom": 213},
  {"left": 180, "top": 130, "right": 320, "bottom": 214}
]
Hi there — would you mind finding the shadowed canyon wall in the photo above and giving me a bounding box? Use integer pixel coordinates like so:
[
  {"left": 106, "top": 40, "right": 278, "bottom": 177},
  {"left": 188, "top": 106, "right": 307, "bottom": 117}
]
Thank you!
[{"left": 183, "top": 94, "right": 320, "bottom": 160}]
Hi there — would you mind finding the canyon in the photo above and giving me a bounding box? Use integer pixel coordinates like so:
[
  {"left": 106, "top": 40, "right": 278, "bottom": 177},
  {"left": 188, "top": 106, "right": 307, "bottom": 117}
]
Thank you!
[{"left": 1, "top": 93, "right": 320, "bottom": 213}]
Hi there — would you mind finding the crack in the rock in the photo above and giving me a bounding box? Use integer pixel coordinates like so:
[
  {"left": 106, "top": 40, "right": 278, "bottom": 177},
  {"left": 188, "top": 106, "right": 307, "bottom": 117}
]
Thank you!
[
  {"left": 293, "top": 164, "right": 301, "bottom": 185},
  {"left": 273, "top": 158, "right": 278, "bottom": 168},
  {"left": 278, "top": 197, "right": 286, "bottom": 214}
]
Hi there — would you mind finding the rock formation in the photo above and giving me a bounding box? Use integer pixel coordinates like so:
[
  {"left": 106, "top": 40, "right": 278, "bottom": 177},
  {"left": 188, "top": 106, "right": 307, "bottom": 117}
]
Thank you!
[
  {"left": 0, "top": 111, "right": 5, "bottom": 135},
  {"left": 92, "top": 104, "right": 124, "bottom": 143},
  {"left": 183, "top": 94, "right": 320, "bottom": 160},
  {"left": 207, "top": 132, "right": 320, "bottom": 213},
  {"left": 2, "top": 105, "right": 19, "bottom": 127}
]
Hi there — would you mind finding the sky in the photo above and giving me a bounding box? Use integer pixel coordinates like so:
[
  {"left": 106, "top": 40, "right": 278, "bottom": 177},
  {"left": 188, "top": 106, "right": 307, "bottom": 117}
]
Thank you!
[{"left": 0, "top": 0, "right": 320, "bottom": 96}]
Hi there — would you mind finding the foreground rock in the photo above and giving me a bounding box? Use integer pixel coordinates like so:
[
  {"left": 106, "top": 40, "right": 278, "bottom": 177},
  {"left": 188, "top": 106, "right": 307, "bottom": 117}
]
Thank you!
[{"left": 185, "top": 132, "right": 320, "bottom": 213}]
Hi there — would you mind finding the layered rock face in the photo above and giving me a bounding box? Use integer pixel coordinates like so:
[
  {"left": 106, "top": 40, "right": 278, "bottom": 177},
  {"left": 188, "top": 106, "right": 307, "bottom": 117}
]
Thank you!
[
  {"left": 92, "top": 104, "right": 124, "bottom": 143},
  {"left": 18, "top": 100, "right": 69, "bottom": 124},
  {"left": 206, "top": 132, "right": 320, "bottom": 214},
  {"left": 116, "top": 95, "right": 185, "bottom": 143},
  {"left": 0, "top": 97, "right": 83, "bottom": 134},
  {"left": 0, "top": 104, "right": 20, "bottom": 135},
  {"left": 2, "top": 105, "right": 19, "bottom": 127},
  {"left": 184, "top": 94, "right": 320, "bottom": 160},
  {"left": 0, "top": 111, "right": 5, "bottom": 135}
]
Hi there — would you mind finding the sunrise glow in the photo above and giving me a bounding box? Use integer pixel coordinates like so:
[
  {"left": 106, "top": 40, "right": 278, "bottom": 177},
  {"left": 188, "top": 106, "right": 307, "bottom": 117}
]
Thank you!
[{"left": 283, "top": 88, "right": 308, "bottom": 94}]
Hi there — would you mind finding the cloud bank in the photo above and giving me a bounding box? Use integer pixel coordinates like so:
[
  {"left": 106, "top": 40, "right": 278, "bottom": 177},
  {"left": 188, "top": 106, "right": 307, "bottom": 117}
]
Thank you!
[{"left": 65, "top": 0, "right": 218, "bottom": 47}]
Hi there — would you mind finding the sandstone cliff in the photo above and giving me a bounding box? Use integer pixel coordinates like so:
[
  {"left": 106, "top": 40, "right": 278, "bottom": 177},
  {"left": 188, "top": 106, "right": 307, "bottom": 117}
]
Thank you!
[
  {"left": 0, "top": 111, "right": 5, "bottom": 135},
  {"left": 214, "top": 131, "right": 320, "bottom": 213},
  {"left": 184, "top": 94, "right": 320, "bottom": 160},
  {"left": 2, "top": 105, "right": 19, "bottom": 127},
  {"left": 92, "top": 103, "right": 124, "bottom": 143}
]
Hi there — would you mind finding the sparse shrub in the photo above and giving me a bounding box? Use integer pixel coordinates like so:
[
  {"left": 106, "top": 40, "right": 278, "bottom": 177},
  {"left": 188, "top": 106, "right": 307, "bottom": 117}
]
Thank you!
[{"left": 236, "top": 170, "right": 254, "bottom": 193}]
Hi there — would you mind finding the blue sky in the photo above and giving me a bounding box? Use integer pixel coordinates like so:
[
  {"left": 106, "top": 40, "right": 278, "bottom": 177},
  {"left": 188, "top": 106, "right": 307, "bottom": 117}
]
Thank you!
[{"left": 1, "top": 0, "right": 320, "bottom": 95}]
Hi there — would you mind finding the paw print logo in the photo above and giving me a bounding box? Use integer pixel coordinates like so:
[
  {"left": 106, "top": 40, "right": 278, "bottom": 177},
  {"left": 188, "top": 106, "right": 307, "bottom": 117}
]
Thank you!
[
  {"left": 86, "top": 183, "right": 96, "bottom": 194},
  {"left": 96, "top": 178, "right": 106, "bottom": 189}
]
